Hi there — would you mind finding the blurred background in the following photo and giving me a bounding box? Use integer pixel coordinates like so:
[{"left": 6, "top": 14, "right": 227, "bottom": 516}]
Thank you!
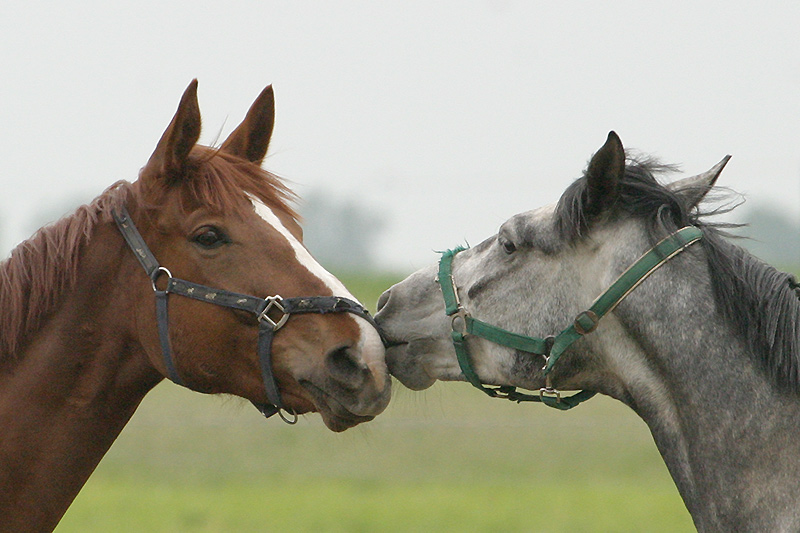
[
  {"left": 2, "top": 1, "right": 798, "bottom": 531},
  {"left": 2, "top": 1, "right": 799, "bottom": 272}
]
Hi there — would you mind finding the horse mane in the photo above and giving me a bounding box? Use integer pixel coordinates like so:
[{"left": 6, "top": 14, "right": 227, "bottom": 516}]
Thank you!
[
  {"left": 0, "top": 147, "right": 297, "bottom": 360},
  {"left": 555, "top": 155, "right": 800, "bottom": 392}
]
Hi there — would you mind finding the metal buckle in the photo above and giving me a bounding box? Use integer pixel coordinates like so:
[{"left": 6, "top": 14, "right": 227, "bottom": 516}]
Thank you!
[
  {"left": 449, "top": 274, "right": 462, "bottom": 308},
  {"left": 258, "top": 296, "right": 290, "bottom": 331},
  {"left": 539, "top": 373, "right": 562, "bottom": 403},
  {"left": 539, "top": 386, "right": 562, "bottom": 403},
  {"left": 541, "top": 336, "right": 555, "bottom": 371},
  {"left": 573, "top": 310, "right": 600, "bottom": 335}
]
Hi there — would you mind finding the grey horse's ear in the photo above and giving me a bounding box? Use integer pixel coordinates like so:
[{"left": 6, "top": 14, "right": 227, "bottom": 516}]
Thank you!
[
  {"left": 585, "top": 131, "right": 625, "bottom": 218},
  {"left": 667, "top": 156, "right": 731, "bottom": 209}
]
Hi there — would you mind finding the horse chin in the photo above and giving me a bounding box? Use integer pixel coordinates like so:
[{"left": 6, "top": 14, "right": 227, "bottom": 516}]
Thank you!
[
  {"left": 299, "top": 380, "right": 377, "bottom": 432},
  {"left": 321, "top": 411, "right": 376, "bottom": 433}
]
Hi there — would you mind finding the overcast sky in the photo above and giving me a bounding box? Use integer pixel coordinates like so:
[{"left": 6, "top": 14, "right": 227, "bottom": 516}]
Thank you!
[{"left": 2, "top": 1, "right": 798, "bottom": 272}]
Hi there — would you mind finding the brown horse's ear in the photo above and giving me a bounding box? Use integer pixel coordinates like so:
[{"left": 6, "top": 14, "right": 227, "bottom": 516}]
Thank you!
[
  {"left": 667, "top": 155, "right": 731, "bottom": 209},
  {"left": 220, "top": 85, "right": 275, "bottom": 165},
  {"left": 141, "top": 80, "right": 202, "bottom": 183},
  {"left": 584, "top": 131, "right": 625, "bottom": 218}
]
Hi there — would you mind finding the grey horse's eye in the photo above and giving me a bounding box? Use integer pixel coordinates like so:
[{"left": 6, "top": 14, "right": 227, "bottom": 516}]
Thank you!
[{"left": 500, "top": 238, "right": 516, "bottom": 255}]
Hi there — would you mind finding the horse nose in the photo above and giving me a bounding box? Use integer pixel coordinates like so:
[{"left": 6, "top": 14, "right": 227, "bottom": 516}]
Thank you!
[
  {"left": 376, "top": 288, "right": 391, "bottom": 313},
  {"left": 325, "top": 344, "right": 370, "bottom": 391}
]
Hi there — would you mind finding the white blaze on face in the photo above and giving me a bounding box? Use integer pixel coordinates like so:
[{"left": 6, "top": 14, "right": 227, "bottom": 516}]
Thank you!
[{"left": 249, "top": 196, "right": 384, "bottom": 363}]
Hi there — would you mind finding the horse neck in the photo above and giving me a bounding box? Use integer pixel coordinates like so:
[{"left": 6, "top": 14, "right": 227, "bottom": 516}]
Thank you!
[
  {"left": 606, "top": 278, "right": 800, "bottom": 532},
  {"left": 0, "top": 221, "right": 161, "bottom": 532}
]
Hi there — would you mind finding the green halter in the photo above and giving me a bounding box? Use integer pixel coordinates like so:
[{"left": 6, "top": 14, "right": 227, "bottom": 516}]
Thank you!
[{"left": 438, "top": 225, "right": 703, "bottom": 410}]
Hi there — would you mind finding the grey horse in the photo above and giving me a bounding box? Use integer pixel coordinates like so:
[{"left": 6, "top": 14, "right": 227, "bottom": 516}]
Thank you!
[{"left": 375, "top": 132, "right": 800, "bottom": 532}]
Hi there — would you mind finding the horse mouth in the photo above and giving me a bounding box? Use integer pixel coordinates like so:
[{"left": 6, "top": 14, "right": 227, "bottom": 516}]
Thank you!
[
  {"left": 299, "top": 380, "right": 376, "bottom": 432},
  {"left": 382, "top": 337, "right": 409, "bottom": 349},
  {"left": 384, "top": 342, "right": 437, "bottom": 391}
]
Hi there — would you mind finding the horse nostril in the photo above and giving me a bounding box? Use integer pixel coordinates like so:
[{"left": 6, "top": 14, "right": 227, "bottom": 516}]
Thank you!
[
  {"left": 326, "top": 345, "right": 368, "bottom": 390},
  {"left": 376, "top": 289, "right": 391, "bottom": 313}
]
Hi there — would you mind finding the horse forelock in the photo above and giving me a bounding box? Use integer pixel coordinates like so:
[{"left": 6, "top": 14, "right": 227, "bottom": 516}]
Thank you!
[
  {"left": 555, "top": 154, "right": 800, "bottom": 393},
  {"left": 138, "top": 146, "right": 299, "bottom": 223},
  {"left": 195, "top": 147, "right": 299, "bottom": 221},
  {"left": 555, "top": 155, "right": 691, "bottom": 243}
]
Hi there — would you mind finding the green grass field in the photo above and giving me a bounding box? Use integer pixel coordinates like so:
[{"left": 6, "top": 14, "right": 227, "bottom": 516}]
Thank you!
[{"left": 56, "top": 271, "right": 695, "bottom": 532}]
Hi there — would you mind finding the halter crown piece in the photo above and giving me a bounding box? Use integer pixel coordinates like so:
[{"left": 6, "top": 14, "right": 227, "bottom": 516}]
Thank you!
[
  {"left": 113, "top": 206, "right": 381, "bottom": 424},
  {"left": 438, "top": 225, "right": 703, "bottom": 410}
]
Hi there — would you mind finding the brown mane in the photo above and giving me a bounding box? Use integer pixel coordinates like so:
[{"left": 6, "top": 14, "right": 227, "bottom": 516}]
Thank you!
[
  {"left": 0, "top": 148, "right": 297, "bottom": 360},
  {"left": 142, "top": 146, "right": 298, "bottom": 220}
]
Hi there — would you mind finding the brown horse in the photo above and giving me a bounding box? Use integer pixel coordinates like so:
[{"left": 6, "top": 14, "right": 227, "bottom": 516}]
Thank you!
[{"left": 0, "top": 81, "right": 390, "bottom": 531}]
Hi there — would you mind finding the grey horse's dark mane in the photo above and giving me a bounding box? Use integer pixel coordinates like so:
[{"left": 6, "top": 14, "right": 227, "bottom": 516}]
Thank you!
[{"left": 555, "top": 155, "right": 800, "bottom": 392}]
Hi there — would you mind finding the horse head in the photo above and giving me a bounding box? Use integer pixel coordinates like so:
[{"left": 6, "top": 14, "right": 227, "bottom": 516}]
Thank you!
[
  {"left": 375, "top": 132, "right": 727, "bottom": 398},
  {"left": 125, "top": 81, "right": 390, "bottom": 431}
]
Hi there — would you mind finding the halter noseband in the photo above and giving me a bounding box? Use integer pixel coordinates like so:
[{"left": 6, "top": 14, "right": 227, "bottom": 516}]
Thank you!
[
  {"left": 113, "top": 206, "right": 380, "bottom": 424},
  {"left": 438, "top": 225, "right": 703, "bottom": 410}
]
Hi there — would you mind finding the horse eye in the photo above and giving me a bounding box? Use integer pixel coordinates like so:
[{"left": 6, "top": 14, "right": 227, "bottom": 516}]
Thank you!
[
  {"left": 501, "top": 239, "right": 517, "bottom": 255},
  {"left": 193, "top": 227, "right": 228, "bottom": 249}
]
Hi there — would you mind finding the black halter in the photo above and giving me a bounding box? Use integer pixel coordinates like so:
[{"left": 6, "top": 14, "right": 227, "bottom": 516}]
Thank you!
[{"left": 112, "top": 205, "right": 380, "bottom": 423}]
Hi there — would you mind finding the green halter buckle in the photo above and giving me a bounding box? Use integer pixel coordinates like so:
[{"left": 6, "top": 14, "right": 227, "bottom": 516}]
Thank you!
[{"left": 438, "top": 225, "right": 703, "bottom": 411}]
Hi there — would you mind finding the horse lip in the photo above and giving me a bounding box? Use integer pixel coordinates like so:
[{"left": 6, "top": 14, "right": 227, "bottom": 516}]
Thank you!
[
  {"left": 378, "top": 329, "right": 408, "bottom": 349},
  {"left": 383, "top": 339, "right": 408, "bottom": 349},
  {"left": 298, "top": 380, "right": 376, "bottom": 432}
]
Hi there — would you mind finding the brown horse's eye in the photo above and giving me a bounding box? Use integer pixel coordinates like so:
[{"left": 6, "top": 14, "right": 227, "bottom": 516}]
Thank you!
[{"left": 193, "top": 227, "right": 229, "bottom": 249}]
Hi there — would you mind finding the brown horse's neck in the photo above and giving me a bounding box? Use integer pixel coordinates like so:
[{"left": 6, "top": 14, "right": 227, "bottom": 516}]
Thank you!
[{"left": 0, "top": 223, "right": 162, "bottom": 532}]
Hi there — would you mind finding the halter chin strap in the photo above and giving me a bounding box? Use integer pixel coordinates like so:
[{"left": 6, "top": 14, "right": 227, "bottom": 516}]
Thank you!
[
  {"left": 438, "top": 225, "right": 703, "bottom": 410},
  {"left": 113, "top": 205, "right": 380, "bottom": 423}
]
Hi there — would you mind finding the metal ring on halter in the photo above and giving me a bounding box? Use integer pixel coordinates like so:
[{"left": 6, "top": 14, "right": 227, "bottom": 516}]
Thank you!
[
  {"left": 279, "top": 408, "right": 298, "bottom": 424},
  {"left": 150, "top": 266, "right": 173, "bottom": 292},
  {"left": 451, "top": 307, "right": 469, "bottom": 335}
]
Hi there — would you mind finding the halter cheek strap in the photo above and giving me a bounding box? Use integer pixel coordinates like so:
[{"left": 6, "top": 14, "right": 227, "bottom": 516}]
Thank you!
[
  {"left": 113, "top": 206, "right": 381, "bottom": 423},
  {"left": 439, "top": 225, "right": 703, "bottom": 410}
]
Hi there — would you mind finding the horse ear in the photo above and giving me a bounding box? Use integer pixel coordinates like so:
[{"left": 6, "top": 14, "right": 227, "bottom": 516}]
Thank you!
[
  {"left": 220, "top": 85, "right": 275, "bottom": 165},
  {"left": 585, "top": 131, "right": 625, "bottom": 217},
  {"left": 667, "top": 155, "right": 731, "bottom": 209},
  {"left": 141, "top": 80, "right": 202, "bottom": 183}
]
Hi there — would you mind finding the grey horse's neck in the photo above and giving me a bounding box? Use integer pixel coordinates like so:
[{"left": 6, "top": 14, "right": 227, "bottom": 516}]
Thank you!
[{"left": 610, "top": 296, "right": 800, "bottom": 532}]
